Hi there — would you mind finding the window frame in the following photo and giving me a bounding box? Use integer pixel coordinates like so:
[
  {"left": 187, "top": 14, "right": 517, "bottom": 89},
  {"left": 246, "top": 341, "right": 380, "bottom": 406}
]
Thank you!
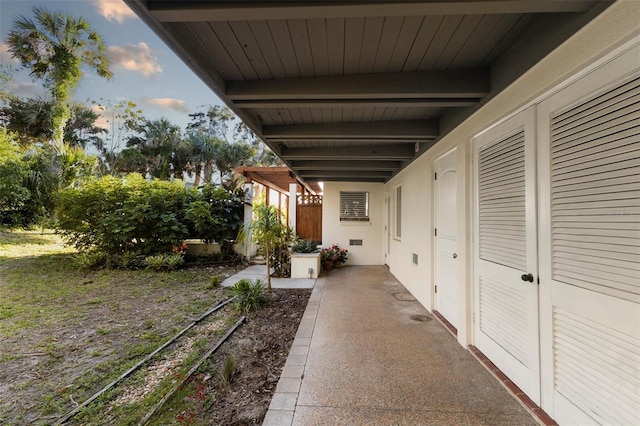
[
  {"left": 395, "top": 185, "right": 402, "bottom": 239},
  {"left": 340, "top": 191, "right": 370, "bottom": 222}
]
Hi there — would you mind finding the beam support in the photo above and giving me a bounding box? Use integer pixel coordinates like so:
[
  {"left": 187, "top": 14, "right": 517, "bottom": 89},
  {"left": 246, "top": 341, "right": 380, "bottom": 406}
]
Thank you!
[
  {"left": 297, "top": 170, "right": 393, "bottom": 179},
  {"left": 149, "top": 1, "right": 597, "bottom": 22},
  {"left": 281, "top": 145, "right": 416, "bottom": 161},
  {"left": 227, "top": 70, "right": 490, "bottom": 100},
  {"left": 291, "top": 160, "right": 403, "bottom": 171},
  {"left": 264, "top": 120, "right": 438, "bottom": 141},
  {"left": 234, "top": 99, "right": 479, "bottom": 108}
]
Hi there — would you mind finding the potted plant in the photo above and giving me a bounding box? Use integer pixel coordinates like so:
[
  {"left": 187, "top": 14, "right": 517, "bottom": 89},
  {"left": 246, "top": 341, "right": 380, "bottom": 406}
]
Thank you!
[{"left": 322, "top": 244, "right": 348, "bottom": 269}]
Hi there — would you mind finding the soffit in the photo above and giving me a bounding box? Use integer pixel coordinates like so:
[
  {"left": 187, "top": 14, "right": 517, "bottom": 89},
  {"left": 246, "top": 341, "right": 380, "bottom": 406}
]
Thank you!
[{"left": 125, "top": 1, "right": 610, "bottom": 183}]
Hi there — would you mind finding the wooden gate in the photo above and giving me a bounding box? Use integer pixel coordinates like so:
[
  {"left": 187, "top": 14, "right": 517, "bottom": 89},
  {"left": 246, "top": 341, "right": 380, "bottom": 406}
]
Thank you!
[{"left": 296, "top": 194, "right": 322, "bottom": 241}]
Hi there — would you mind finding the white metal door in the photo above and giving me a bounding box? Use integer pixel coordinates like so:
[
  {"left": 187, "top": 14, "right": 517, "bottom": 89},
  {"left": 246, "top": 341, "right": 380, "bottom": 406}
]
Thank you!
[
  {"left": 434, "top": 149, "right": 458, "bottom": 328},
  {"left": 473, "top": 107, "right": 541, "bottom": 404},
  {"left": 537, "top": 43, "right": 640, "bottom": 425}
]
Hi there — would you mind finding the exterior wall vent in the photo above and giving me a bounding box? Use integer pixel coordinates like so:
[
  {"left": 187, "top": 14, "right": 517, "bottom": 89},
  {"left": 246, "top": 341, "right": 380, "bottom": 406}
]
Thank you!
[
  {"left": 349, "top": 239, "right": 363, "bottom": 246},
  {"left": 412, "top": 253, "right": 418, "bottom": 265}
]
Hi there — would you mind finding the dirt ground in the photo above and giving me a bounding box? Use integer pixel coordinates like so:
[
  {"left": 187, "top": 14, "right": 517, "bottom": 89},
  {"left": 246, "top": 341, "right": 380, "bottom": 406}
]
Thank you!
[
  {"left": 0, "top": 253, "right": 310, "bottom": 425},
  {"left": 154, "top": 289, "right": 311, "bottom": 425}
]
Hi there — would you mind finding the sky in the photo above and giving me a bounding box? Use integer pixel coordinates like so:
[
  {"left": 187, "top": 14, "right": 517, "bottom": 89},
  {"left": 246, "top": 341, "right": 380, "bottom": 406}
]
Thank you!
[{"left": 0, "top": 0, "right": 225, "bottom": 131}]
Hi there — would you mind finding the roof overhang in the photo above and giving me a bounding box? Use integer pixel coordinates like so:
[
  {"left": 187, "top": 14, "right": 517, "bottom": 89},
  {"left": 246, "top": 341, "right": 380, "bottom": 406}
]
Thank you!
[{"left": 125, "top": 0, "right": 612, "bottom": 183}]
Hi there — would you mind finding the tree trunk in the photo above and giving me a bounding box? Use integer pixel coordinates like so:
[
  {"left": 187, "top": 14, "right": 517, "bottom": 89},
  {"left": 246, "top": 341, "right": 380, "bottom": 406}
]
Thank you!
[{"left": 265, "top": 245, "right": 272, "bottom": 291}]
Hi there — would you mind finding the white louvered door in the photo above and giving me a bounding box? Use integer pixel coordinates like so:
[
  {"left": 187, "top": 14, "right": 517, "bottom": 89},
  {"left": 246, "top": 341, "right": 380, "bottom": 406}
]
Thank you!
[
  {"left": 537, "top": 44, "right": 640, "bottom": 425},
  {"left": 473, "top": 107, "right": 541, "bottom": 404}
]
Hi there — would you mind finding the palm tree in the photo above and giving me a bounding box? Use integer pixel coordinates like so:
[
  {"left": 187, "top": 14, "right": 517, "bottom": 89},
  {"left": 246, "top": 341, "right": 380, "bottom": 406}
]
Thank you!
[
  {"left": 250, "top": 204, "right": 285, "bottom": 292},
  {"left": 186, "top": 131, "right": 217, "bottom": 187},
  {"left": 6, "top": 7, "right": 112, "bottom": 149},
  {"left": 127, "top": 118, "right": 183, "bottom": 179}
]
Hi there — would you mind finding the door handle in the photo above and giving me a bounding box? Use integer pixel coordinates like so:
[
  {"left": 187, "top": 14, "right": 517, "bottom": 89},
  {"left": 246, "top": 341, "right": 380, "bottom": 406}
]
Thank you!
[
  {"left": 521, "top": 273, "right": 534, "bottom": 283},
  {"left": 452, "top": 253, "right": 457, "bottom": 259}
]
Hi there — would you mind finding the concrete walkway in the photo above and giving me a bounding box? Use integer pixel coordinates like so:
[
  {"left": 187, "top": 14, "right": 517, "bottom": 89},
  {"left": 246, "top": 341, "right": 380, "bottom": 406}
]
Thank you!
[
  {"left": 221, "top": 264, "right": 316, "bottom": 289},
  {"left": 263, "top": 266, "right": 538, "bottom": 425}
]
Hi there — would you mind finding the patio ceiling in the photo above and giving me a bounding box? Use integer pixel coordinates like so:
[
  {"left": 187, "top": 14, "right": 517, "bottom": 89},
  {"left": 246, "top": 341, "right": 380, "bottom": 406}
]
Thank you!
[{"left": 124, "top": 0, "right": 612, "bottom": 183}]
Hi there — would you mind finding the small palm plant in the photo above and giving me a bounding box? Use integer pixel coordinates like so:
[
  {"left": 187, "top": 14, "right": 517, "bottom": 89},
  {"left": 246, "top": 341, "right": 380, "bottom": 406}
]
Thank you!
[{"left": 249, "top": 204, "right": 285, "bottom": 291}]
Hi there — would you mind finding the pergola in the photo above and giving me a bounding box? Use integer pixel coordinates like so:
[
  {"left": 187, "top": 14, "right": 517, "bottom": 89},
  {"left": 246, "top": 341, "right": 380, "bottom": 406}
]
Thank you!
[{"left": 124, "top": 0, "right": 612, "bottom": 184}]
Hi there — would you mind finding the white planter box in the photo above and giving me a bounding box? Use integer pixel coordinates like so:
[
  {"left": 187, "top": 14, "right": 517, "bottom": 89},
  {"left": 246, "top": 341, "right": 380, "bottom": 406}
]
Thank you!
[
  {"left": 185, "top": 240, "right": 221, "bottom": 257},
  {"left": 290, "top": 252, "right": 321, "bottom": 279}
]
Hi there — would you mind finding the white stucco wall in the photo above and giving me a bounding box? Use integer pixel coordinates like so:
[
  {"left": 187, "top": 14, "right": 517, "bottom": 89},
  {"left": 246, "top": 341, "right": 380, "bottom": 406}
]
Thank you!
[
  {"left": 382, "top": 1, "right": 640, "bottom": 347},
  {"left": 322, "top": 182, "right": 385, "bottom": 265}
]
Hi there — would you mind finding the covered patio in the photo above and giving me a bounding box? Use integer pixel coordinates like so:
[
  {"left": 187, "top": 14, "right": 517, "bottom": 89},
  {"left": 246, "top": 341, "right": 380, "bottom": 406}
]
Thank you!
[
  {"left": 264, "top": 266, "right": 539, "bottom": 425},
  {"left": 125, "top": 1, "right": 640, "bottom": 424}
]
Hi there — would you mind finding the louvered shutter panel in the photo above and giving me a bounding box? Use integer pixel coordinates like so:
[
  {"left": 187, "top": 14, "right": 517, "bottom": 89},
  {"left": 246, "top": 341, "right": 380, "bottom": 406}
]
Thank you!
[
  {"left": 478, "top": 129, "right": 527, "bottom": 271},
  {"left": 550, "top": 75, "right": 640, "bottom": 303}
]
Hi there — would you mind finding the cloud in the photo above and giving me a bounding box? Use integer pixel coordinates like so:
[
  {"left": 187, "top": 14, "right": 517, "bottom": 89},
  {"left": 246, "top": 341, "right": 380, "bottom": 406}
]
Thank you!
[
  {"left": 93, "top": 0, "right": 135, "bottom": 23},
  {"left": 90, "top": 104, "right": 111, "bottom": 129},
  {"left": 0, "top": 43, "right": 18, "bottom": 64},
  {"left": 106, "top": 42, "right": 163, "bottom": 77},
  {"left": 6, "top": 80, "right": 48, "bottom": 99},
  {"left": 143, "top": 98, "right": 190, "bottom": 114}
]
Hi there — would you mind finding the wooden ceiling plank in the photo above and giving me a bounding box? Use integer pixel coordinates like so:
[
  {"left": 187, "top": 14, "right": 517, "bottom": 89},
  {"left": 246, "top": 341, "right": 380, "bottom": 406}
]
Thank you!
[
  {"left": 474, "top": 14, "right": 525, "bottom": 66},
  {"left": 358, "top": 17, "right": 385, "bottom": 74},
  {"left": 210, "top": 21, "right": 258, "bottom": 80},
  {"left": 343, "top": 17, "right": 365, "bottom": 75},
  {"left": 226, "top": 68, "right": 490, "bottom": 99},
  {"left": 372, "top": 16, "right": 405, "bottom": 73},
  {"left": 307, "top": 19, "right": 330, "bottom": 76},
  {"left": 342, "top": 107, "right": 354, "bottom": 123},
  {"left": 288, "top": 19, "right": 315, "bottom": 77},
  {"left": 419, "top": 15, "right": 464, "bottom": 69},
  {"left": 448, "top": 14, "right": 502, "bottom": 68},
  {"left": 169, "top": 22, "right": 237, "bottom": 83},
  {"left": 434, "top": 14, "right": 484, "bottom": 69},
  {"left": 229, "top": 21, "right": 273, "bottom": 79},
  {"left": 149, "top": 1, "right": 598, "bottom": 22},
  {"left": 265, "top": 120, "right": 438, "bottom": 139},
  {"left": 248, "top": 20, "right": 287, "bottom": 78},
  {"left": 326, "top": 18, "right": 345, "bottom": 75},
  {"left": 266, "top": 20, "right": 301, "bottom": 78},
  {"left": 402, "top": 15, "right": 443, "bottom": 71},
  {"left": 387, "top": 16, "right": 424, "bottom": 73}
]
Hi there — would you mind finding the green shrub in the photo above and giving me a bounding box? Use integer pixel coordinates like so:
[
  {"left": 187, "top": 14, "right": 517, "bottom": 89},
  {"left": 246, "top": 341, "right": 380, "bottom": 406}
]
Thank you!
[
  {"left": 55, "top": 175, "right": 244, "bottom": 262},
  {"left": 144, "top": 253, "right": 184, "bottom": 271},
  {"left": 208, "top": 275, "right": 221, "bottom": 289},
  {"left": 229, "top": 278, "right": 266, "bottom": 313},
  {"left": 72, "top": 251, "right": 106, "bottom": 270},
  {"left": 294, "top": 239, "right": 321, "bottom": 253},
  {"left": 220, "top": 354, "right": 237, "bottom": 386},
  {"left": 115, "top": 251, "right": 146, "bottom": 269}
]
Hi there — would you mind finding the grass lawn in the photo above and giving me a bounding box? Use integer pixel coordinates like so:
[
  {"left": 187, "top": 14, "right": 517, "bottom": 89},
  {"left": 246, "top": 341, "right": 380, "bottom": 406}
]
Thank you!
[{"left": 0, "top": 229, "right": 241, "bottom": 424}]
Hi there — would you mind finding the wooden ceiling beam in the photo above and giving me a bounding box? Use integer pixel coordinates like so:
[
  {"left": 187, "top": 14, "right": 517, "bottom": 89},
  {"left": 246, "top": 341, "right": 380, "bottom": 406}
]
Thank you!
[
  {"left": 291, "top": 160, "right": 403, "bottom": 171},
  {"left": 264, "top": 120, "right": 438, "bottom": 140},
  {"left": 281, "top": 145, "right": 416, "bottom": 161},
  {"left": 235, "top": 98, "right": 478, "bottom": 108},
  {"left": 227, "top": 69, "right": 490, "bottom": 100},
  {"left": 148, "top": 1, "right": 597, "bottom": 22},
  {"left": 297, "top": 170, "right": 393, "bottom": 179}
]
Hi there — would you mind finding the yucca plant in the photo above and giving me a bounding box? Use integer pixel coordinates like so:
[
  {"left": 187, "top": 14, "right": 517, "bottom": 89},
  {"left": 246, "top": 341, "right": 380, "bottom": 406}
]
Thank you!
[{"left": 229, "top": 278, "right": 266, "bottom": 313}]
